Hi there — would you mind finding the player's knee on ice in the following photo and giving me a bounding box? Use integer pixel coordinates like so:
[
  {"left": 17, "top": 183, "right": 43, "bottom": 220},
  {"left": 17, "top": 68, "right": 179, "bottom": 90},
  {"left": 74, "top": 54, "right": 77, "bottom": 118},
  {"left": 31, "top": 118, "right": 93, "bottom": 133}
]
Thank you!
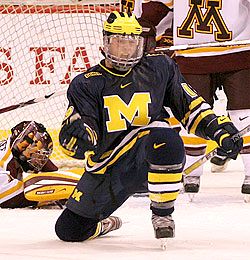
[
  {"left": 55, "top": 208, "right": 98, "bottom": 242},
  {"left": 145, "top": 128, "right": 185, "bottom": 167}
]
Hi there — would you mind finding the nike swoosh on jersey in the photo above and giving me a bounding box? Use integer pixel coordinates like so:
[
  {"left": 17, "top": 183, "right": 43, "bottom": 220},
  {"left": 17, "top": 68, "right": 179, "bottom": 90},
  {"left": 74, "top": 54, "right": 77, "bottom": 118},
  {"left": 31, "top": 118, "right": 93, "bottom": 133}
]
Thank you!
[
  {"left": 153, "top": 143, "right": 166, "bottom": 149},
  {"left": 120, "top": 82, "right": 132, "bottom": 89},
  {"left": 218, "top": 118, "right": 226, "bottom": 122},
  {"left": 239, "top": 116, "right": 249, "bottom": 121}
]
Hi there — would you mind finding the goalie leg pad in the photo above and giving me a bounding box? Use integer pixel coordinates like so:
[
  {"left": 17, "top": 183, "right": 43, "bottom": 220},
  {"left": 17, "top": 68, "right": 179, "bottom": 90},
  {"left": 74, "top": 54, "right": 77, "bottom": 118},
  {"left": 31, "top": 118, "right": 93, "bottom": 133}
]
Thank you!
[
  {"left": 23, "top": 171, "right": 81, "bottom": 202},
  {"left": 24, "top": 184, "right": 76, "bottom": 202}
]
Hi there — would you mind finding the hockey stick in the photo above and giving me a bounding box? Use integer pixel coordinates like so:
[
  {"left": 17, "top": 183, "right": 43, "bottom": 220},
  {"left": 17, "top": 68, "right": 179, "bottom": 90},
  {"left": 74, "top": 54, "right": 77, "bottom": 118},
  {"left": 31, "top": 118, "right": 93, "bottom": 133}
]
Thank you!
[
  {"left": 0, "top": 89, "right": 66, "bottom": 114},
  {"left": 156, "top": 39, "right": 250, "bottom": 52},
  {"left": 184, "top": 124, "right": 250, "bottom": 175}
]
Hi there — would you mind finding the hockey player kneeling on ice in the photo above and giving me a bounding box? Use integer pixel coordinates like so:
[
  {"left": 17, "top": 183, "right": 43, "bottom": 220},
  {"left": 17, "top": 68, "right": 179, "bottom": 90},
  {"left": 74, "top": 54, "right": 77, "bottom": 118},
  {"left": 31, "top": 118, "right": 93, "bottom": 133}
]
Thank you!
[
  {"left": 0, "top": 121, "right": 82, "bottom": 209},
  {"left": 55, "top": 11, "right": 243, "bottom": 246}
]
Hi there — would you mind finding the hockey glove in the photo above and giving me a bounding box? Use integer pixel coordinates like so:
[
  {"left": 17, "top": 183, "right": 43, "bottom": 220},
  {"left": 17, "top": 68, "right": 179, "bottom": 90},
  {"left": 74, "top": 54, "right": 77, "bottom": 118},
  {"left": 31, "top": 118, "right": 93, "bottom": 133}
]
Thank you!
[
  {"left": 205, "top": 116, "right": 243, "bottom": 160},
  {"left": 59, "top": 113, "right": 97, "bottom": 159}
]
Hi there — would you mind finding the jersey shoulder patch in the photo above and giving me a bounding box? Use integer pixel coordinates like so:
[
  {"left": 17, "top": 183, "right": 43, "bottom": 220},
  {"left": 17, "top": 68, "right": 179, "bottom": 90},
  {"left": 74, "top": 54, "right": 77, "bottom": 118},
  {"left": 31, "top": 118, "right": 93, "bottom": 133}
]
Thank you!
[{"left": 84, "top": 71, "right": 102, "bottom": 78}]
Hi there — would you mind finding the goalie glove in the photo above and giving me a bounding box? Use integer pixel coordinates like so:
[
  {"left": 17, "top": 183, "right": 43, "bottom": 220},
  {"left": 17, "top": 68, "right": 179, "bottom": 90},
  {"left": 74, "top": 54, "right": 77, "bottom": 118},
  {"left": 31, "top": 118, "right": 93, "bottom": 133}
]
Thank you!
[
  {"left": 59, "top": 113, "right": 97, "bottom": 159},
  {"left": 205, "top": 116, "right": 243, "bottom": 160}
]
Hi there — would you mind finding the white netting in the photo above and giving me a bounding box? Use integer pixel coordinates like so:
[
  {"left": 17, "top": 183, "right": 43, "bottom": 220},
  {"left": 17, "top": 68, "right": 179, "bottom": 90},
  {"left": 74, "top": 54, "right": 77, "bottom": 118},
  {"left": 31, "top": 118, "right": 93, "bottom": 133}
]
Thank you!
[{"left": 0, "top": 0, "right": 120, "bottom": 168}]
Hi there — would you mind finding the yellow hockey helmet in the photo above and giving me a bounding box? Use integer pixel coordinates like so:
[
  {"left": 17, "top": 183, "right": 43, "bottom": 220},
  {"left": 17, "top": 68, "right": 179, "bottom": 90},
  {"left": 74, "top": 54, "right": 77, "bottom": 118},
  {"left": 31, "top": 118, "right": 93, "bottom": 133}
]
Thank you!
[
  {"left": 103, "top": 11, "right": 142, "bottom": 36},
  {"left": 103, "top": 12, "right": 144, "bottom": 71}
]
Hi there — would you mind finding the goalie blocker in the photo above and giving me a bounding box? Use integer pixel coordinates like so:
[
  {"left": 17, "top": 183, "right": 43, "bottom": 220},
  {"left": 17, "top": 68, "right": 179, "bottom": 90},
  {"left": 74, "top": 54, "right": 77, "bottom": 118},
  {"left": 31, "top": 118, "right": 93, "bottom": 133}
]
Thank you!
[{"left": 0, "top": 120, "right": 83, "bottom": 208}]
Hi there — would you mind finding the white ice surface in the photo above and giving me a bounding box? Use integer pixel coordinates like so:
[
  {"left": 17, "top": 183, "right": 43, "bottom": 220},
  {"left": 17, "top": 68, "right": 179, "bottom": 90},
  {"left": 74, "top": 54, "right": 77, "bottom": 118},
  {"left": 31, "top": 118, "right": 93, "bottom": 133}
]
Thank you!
[{"left": 1, "top": 158, "right": 250, "bottom": 260}]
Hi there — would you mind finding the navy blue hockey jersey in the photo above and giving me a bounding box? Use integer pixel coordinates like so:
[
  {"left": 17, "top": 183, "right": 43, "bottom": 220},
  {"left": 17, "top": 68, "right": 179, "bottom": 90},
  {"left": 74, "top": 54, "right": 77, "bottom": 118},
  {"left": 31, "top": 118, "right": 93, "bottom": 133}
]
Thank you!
[{"left": 63, "top": 53, "right": 216, "bottom": 173}]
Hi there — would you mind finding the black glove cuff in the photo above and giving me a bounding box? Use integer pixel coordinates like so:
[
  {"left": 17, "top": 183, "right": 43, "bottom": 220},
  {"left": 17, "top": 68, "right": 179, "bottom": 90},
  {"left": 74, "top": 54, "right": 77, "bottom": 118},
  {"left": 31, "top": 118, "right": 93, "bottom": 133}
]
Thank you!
[{"left": 205, "top": 116, "right": 238, "bottom": 142}]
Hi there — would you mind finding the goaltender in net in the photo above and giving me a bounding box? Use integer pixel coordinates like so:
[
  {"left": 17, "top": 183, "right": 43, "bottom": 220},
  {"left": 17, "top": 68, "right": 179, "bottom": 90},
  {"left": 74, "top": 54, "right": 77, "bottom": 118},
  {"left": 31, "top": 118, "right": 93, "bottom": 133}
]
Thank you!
[{"left": 0, "top": 121, "right": 82, "bottom": 208}]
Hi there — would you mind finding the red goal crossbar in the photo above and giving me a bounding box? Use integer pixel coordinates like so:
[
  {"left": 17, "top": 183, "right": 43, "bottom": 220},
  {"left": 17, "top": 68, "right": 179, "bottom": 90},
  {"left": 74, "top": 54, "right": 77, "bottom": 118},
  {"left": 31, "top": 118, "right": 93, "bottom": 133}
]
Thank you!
[{"left": 0, "top": 4, "right": 120, "bottom": 14}]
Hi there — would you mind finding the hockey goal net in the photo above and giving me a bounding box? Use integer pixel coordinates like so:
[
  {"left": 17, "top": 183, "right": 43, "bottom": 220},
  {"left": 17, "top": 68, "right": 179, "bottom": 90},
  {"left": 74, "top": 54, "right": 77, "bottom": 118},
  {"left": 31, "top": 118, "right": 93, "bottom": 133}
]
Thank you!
[{"left": 0, "top": 0, "right": 120, "bottom": 168}]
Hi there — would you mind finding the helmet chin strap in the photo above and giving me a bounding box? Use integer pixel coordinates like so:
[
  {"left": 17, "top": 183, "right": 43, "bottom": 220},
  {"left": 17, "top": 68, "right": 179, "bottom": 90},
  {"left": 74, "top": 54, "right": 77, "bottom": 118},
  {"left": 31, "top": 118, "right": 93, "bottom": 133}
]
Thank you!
[
  {"left": 100, "top": 48, "right": 118, "bottom": 70},
  {"left": 104, "top": 59, "right": 113, "bottom": 69},
  {"left": 100, "top": 47, "right": 106, "bottom": 58}
]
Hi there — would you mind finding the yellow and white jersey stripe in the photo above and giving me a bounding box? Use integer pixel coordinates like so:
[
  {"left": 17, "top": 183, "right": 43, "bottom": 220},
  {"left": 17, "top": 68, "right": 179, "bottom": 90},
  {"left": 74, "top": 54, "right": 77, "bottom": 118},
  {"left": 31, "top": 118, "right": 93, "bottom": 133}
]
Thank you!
[
  {"left": 179, "top": 95, "right": 214, "bottom": 136},
  {"left": 85, "top": 121, "right": 171, "bottom": 174},
  {"left": 175, "top": 45, "right": 250, "bottom": 58}
]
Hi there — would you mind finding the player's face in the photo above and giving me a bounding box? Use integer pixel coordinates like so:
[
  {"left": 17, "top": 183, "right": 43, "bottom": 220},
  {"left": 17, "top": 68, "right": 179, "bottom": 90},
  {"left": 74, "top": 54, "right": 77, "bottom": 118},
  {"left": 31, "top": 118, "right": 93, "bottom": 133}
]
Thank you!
[
  {"left": 108, "top": 35, "right": 142, "bottom": 59},
  {"left": 103, "top": 34, "right": 144, "bottom": 71}
]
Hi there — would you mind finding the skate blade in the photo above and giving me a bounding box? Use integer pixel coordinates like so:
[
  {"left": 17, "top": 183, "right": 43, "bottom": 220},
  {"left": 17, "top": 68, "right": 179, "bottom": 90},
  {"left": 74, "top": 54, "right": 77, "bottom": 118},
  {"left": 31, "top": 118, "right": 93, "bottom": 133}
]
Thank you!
[
  {"left": 244, "top": 194, "right": 250, "bottom": 203},
  {"left": 188, "top": 193, "right": 196, "bottom": 202},
  {"left": 160, "top": 238, "right": 168, "bottom": 250},
  {"left": 179, "top": 186, "right": 185, "bottom": 194}
]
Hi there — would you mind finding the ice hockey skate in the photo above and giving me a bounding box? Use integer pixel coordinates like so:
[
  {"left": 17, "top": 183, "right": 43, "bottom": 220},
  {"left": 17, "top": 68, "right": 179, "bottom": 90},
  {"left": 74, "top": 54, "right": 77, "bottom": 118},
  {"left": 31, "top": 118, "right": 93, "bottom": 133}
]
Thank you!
[
  {"left": 152, "top": 213, "right": 175, "bottom": 250},
  {"left": 241, "top": 176, "right": 250, "bottom": 203},
  {"left": 183, "top": 175, "right": 200, "bottom": 201},
  {"left": 99, "top": 216, "right": 122, "bottom": 236},
  {"left": 183, "top": 176, "right": 200, "bottom": 193},
  {"left": 210, "top": 155, "right": 231, "bottom": 172}
]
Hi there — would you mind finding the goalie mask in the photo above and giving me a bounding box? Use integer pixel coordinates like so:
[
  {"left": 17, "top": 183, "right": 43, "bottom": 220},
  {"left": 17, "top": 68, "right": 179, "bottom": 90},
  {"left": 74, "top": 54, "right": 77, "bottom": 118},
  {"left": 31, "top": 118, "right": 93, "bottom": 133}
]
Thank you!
[
  {"left": 10, "top": 121, "right": 53, "bottom": 171},
  {"left": 103, "top": 11, "right": 144, "bottom": 71}
]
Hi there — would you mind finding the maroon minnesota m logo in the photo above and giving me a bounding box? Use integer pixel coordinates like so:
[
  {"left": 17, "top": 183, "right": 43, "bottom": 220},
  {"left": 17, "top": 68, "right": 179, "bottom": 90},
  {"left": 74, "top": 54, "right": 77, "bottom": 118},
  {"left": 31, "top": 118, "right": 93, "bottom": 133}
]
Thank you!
[
  {"left": 177, "top": 0, "right": 232, "bottom": 41},
  {"left": 121, "top": 0, "right": 135, "bottom": 14}
]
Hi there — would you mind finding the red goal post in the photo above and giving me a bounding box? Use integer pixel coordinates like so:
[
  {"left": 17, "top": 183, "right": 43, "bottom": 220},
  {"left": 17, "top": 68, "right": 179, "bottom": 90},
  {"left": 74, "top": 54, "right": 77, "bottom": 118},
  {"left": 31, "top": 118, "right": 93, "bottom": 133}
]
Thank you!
[{"left": 0, "top": 0, "right": 120, "bottom": 168}]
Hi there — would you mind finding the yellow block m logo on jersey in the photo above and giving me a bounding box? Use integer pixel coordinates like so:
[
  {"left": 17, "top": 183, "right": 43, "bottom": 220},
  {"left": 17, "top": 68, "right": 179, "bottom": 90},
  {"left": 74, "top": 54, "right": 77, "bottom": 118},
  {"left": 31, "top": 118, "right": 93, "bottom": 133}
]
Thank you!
[
  {"left": 178, "top": 0, "right": 232, "bottom": 41},
  {"left": 71, "top": 188, "right": 83, "bottom": 202},
  {"left": 104, "top": 93, "right": 151, "bottom": 132}
]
